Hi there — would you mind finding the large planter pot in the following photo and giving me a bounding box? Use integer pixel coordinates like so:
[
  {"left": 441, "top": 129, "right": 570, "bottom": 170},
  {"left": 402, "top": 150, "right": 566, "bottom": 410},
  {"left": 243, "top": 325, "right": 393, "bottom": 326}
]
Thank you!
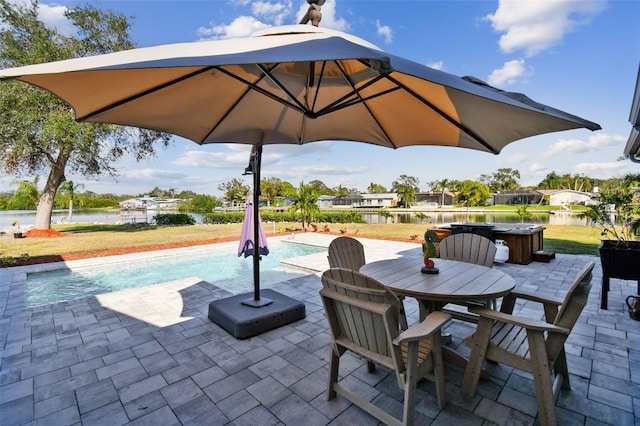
[{"left": 598, "top": 240, "right": 640, "bottom": 310}]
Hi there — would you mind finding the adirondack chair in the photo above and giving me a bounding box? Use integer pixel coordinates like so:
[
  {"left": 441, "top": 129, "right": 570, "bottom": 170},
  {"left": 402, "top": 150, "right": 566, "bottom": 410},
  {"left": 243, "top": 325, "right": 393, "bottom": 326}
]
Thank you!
[
  {"left": 438, "top": 233, "right": 497, "bottom": 267},
  {"left": 328, "top": 236, "right": 408, "bottom": 330},
  {"left": 438, "top": 233, "right": 499, "bottom": 313},
  {"left": 462, "top": 261, "right": 595, "bottom": 426},
  {"left": 321, "top": 268, "right": 451, "bottom": 426},
  {"left": 327, "top": 236, "right": 366, "bottom": 270}
]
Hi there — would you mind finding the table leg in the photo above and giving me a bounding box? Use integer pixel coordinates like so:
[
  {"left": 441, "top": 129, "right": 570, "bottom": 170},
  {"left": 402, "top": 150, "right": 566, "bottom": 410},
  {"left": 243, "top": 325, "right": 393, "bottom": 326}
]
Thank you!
[{"left": 418, "top": 298, "right": 488, "bottom": 379}]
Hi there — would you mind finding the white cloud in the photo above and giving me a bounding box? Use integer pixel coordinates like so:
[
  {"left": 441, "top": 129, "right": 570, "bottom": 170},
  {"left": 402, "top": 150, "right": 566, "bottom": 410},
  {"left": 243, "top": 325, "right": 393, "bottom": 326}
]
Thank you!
[
  {"left": 573, "top": 161, "right": 633, "bottom": 179},
  {"left": 485, "top": 0, "right": 606, "bottom": 57},
  {"left": 290, "top": 164, "right": 366, "bottom": 175},
  {"left": 122, "top": 168, "right": 188, "bottom": 181},
  {"left": 3, "top": 0, "right": 74, "bottom": 35},
  {"left": 488, "top": 59, "right": 532, "bottom": 87},
  {"left": 505, "top": 153, "right": 527, "bottom": 164},
  {"left": 198, "top": 0, "right": 348, "bottom": 39},
  {"left": 172, "top": 142, "right": 335, "bottom": 172},
  {"left": 252, "top": 1, "right": 293, "bottom": 26},
  {"left": 529, "top": 163, "right": 547, "bottom": 173},
  {"left": 376, "top": 20, "right": 392, "bottom": 44},
  {"left": 528, "top": 162, "right": 548, "bottom": 177},
  {"left": 427, "top": 61, "right": 444, "bottom": 71},
  {"left": 174, "top": 150, "right": 250, "bottom": 169},
  {"left": 198, "top": 15, "right": 270, "bottom": 39},
  {"left": 543, "top": 133, "right": 626, "bottom": 158}
]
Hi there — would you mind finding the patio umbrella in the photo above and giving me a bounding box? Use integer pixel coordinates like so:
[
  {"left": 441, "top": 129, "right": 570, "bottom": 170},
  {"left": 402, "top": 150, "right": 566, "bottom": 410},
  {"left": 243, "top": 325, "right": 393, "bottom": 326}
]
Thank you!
[{"left": 0, "top": 24, "right": 600, "bottom": 313}]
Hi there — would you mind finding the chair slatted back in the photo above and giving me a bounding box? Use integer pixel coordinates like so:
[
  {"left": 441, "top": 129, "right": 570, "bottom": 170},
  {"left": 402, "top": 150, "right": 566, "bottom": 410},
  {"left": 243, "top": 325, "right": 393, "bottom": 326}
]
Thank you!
[
  {"left": 545, "top": 261, "right": 595, "bottom": 357},
  {"left": 328, "top": 237, "right": 366, "bottom": 270},
  {"left": 321, "top": 268, "right": 402, "bottom": 371},
  {"left": 439, "top": 233, "right": 497, "bottom": 267}
]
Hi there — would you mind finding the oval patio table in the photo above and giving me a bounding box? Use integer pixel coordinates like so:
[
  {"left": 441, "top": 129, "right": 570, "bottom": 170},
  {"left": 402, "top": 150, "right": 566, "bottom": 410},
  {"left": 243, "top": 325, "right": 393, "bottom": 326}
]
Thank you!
[
  {"left": 360, "top": 250, "right": 515, "bottom": 313},
  {"left": 360, "top": 249, "right": 516, "bottom": 370}
]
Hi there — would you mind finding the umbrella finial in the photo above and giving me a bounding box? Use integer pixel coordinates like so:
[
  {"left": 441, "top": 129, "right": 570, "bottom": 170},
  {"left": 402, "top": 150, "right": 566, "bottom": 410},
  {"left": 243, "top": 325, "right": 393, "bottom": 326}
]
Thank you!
[{"left": 299, "top": 0, "right": 325, "bottom": 27}]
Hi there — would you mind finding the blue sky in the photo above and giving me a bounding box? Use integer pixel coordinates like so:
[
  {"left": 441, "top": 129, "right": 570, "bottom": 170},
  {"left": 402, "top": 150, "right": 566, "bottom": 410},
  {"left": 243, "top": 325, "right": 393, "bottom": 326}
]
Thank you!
[{"left": 2, "top": 0, "right": 639, "bottom": 197}]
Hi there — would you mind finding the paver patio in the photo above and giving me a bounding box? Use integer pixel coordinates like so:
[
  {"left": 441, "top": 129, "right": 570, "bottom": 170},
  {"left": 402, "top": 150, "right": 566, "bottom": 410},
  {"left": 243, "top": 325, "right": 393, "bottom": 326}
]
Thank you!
[{"left": 1, "top": 234, "right": 638, "bottom": 425}]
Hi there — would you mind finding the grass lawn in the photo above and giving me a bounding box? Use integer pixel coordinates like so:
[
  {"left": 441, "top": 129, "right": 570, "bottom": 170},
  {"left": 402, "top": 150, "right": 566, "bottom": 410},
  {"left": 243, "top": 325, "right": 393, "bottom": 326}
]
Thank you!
[{"left": 1, "top": 222, "right": 603, "bottom": 265}]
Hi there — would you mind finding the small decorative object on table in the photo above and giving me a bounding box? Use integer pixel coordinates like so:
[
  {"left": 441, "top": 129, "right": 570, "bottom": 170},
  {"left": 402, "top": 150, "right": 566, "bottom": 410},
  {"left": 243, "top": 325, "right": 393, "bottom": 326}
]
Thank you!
[{"left": 421, "top": 230, "right": 439, "bottom": 274}]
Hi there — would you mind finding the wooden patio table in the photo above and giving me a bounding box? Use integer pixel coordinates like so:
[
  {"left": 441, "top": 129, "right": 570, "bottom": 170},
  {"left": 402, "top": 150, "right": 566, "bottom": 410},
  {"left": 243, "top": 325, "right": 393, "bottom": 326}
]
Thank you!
[{"left": 360, "top": 250, "right": 516, "bottom": 369}]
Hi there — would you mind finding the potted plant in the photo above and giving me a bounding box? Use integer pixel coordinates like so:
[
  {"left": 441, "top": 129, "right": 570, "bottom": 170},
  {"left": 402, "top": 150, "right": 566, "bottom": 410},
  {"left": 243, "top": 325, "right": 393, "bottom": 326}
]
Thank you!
[{"left": 581, "top": 186, "right": 640, "bottom": 309}]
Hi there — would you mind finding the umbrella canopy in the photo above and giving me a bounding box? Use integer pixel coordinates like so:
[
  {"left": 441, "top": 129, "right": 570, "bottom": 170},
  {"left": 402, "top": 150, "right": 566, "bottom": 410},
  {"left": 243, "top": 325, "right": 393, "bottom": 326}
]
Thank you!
[
  {"left": 0, "top": 25, "right": 600, "bottom": 154},
  {"left": 238, "top": 196, "right": 269, "bottom": 258},
  {"left": 1, "top": 24, "right": 601, "bottom": 307}
]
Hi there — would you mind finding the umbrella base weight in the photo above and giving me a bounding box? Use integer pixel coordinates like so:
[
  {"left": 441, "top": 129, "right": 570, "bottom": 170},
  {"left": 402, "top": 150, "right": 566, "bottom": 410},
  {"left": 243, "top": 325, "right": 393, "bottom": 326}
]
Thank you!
[
  {"left": 241, "top": 297, "right": 273, "bottom": 307},
  {"left": 208, "top": 289, "right": 306, "bottom": 339}
]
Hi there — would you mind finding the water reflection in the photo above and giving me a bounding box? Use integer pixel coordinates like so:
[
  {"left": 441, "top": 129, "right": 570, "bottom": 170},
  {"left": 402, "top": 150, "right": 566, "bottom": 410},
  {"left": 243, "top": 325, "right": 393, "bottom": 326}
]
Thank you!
[
  {"left": 361, "top": 211, "right": 587, "bottom": 226},
  {"left": 1, "top": 209, "right": 588, "bottom": 228}
]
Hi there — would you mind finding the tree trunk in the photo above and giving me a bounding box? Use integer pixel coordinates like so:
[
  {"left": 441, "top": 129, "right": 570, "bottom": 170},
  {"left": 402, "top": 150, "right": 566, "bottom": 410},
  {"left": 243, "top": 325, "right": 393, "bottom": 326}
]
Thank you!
[
  {"left": 68, "top": 198, "right": 74, "bottom": 223},
  {"left": 34, "top": 149, "right": 70, "bottom": 229}
]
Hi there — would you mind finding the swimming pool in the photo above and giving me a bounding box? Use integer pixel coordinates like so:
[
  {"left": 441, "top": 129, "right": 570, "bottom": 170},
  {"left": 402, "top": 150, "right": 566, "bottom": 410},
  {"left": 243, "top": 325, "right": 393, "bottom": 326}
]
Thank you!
[{"left": 25, "top": 240, "right": 325, "bottom": 308}]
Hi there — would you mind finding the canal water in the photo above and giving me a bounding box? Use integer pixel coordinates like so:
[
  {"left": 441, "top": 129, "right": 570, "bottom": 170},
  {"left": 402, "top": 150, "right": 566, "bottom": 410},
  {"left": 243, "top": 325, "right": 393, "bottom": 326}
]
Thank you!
[
  {"left": 361, "top": 211, "right": 587, "bottom": 226},
  {"left": 1, "top": 208, "right": 588, "bottom": 230}
]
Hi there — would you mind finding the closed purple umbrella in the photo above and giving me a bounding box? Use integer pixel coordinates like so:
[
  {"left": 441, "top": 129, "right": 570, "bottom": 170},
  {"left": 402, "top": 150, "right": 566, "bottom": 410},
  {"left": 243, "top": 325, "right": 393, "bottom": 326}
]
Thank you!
[{"left": 238, "top": 196, "right": 269, "bottom": 258}]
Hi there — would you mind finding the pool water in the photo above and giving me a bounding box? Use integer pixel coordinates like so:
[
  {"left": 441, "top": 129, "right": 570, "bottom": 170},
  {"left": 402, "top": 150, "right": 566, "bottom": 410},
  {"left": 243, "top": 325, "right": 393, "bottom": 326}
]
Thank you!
[{"left": 26, "top": 241, "right": 325, "bottom": 307}]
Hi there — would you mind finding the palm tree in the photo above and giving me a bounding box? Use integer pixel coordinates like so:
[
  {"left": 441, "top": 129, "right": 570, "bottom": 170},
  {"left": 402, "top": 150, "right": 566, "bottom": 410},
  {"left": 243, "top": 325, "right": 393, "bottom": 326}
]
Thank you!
[
  {"left": 59, "top": 180, "right": 85, "bottom": 223},
  {"left": 13, "top": 177, "right": 41, "bottom": 208},
  {"left": 538, "top": 172, "right": 562, "bottom": 189},
  {"left": 430, "top": 178, "right": 450, "bottom": 206},
  {"left": 289, "top": 182, "right": 320, "bottom": 231},
  {"left": 397, "top": 185, "right": 417, "bottom": 208}
]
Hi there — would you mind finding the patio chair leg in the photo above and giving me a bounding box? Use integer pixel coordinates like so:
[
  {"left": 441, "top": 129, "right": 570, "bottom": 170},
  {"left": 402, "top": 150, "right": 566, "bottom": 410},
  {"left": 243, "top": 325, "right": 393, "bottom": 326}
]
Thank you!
[
  {"left": 553, "top": 348, "right": 570, "bottom": 390},
  {"left": 432, "top": 333, "right": 447, "bottom": 409},
  {"left": 402, "top": 341, "right": 419, "bottom": 426},
  {"left": 327, "top": 348, "right": 339, "bottom": 400},
  {"left": 462, "top": 316, "right": 492, "bottom": 396},
  {"left": 366, "top": 360, "right": 376, "bottom": 372},
  {"left": 528, "top": 330, "right": 556, "bottom": 426}
]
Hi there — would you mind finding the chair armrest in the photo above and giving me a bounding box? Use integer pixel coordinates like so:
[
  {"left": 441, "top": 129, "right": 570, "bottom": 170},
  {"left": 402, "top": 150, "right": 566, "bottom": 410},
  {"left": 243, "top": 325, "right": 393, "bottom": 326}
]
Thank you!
[
  {"left": 508, "top": 289, "right": 564, "bottom": 307},
  {"left": 393, "top": 311, "right": 451, "bottom": 344},
  {"left": 469, "top": 306, "right": 570, "bottom": 334}
]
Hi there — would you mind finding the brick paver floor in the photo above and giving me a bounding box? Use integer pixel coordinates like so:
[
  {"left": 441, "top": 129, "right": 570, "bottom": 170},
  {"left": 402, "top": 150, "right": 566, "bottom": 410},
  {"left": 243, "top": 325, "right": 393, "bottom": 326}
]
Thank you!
[{"left": 1, "top": 234, "right": 638, "bottom": 425}]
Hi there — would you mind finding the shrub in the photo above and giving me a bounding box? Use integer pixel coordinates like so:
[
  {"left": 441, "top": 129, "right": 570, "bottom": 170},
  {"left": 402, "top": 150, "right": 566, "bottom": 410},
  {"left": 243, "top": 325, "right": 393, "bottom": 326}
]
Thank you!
[
  {"left": 1, "top": 256, "right": 17, "bottom": 267},
  {"left": 202, "top": 210, "right": 365, "bottom": 225},
  {"left": 202, "top": 212, "right": 245, "bottom": 224},
  {"left": 152, "top": 213, "right": 196, "bottom": 226}
]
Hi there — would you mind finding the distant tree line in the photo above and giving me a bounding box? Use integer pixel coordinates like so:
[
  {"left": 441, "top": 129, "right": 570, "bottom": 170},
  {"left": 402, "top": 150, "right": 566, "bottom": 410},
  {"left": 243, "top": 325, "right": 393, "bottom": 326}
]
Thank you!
[{"left": 3, "top": 170, "right": 638, "bottom": 213}]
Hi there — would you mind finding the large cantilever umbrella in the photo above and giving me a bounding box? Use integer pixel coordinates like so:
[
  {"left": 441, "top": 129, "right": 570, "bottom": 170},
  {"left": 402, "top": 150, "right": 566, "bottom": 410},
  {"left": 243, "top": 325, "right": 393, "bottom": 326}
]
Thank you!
[{"left": 0, "top": 24, "right": 600, "bottom": 336}]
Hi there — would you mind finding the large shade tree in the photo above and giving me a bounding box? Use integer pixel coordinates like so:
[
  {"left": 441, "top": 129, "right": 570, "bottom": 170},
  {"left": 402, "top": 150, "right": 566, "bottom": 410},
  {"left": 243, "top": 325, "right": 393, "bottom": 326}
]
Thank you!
[
  {"left": 0, "top": 0, "right": 171, "bottom": 229},
  {"left": 455, "top": 180, "right": 491, "bottom": 207},
  {"left": 218, "top": 178, "right": 250, "bottom": 207},
  {"left": 479, "top": 168, "right": 521, "bottom": 192}
]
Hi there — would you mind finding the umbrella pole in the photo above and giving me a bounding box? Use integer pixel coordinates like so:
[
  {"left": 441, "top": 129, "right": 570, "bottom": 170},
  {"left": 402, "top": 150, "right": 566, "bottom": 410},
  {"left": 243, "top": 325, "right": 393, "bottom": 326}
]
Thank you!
[
  {"left": 208, "top": 145, "right": 304, "bottom": 339},
  {"left": 243, "top": 144, "right": 273, "bottom": 308}
]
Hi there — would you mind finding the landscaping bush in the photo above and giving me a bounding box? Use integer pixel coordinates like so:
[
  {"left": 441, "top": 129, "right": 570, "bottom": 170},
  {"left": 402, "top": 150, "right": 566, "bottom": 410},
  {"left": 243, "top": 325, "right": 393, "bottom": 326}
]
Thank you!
[
  {"left": 152, "top": 213, "right": 196, "bottom": 226},
  {"left": 201, "top": 209, "right": 365, "bottom": 225},
  {"left": 316, "top": 211, "right": 366, "bottom": 224},
  {"left": 202, "top": 212, "right": 245, "bottom": 224}
]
